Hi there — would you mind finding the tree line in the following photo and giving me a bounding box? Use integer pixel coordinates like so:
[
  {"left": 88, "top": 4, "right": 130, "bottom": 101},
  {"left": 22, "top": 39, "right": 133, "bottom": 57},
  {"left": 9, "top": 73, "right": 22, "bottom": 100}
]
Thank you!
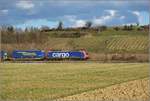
[{"left": 0, "top": 21, "right": 149, "bottom": 44}]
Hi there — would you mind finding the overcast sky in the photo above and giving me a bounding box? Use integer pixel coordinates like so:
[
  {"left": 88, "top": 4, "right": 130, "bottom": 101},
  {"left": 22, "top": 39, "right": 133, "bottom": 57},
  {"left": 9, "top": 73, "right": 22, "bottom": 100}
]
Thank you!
[{"left": 0, "top": 0, "right": 149, "bottom": 29}]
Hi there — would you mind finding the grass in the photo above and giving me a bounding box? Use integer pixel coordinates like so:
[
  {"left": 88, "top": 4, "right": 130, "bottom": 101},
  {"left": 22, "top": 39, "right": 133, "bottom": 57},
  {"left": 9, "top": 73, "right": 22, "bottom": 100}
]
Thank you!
[
  {"left": 0, "top": 63, "right": 149, "bottom": 100},
  {"left": 46, "top": 29, "right": 148, "bottom": 36},
  {"left": 97, "top": 29, "right": 148, "bottom": 36}
]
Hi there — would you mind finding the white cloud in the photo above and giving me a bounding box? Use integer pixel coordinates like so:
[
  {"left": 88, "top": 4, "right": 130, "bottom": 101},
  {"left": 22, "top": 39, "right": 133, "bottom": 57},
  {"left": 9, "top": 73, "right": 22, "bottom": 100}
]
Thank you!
[
  {"left": 73, "top": 20, "right": 86, "bottom": 27},
  {"left": 130, "top": 11, "right": 149, "bottom": 25},
  {"left": 92, "top": 10, "right": 117, "bottom": 25},
  {"left": 132, "top": 11, "right": 140, "bottom": 16},
  {"left": 138, "top": 11, "right": 149, "bottom": 25},
  {"left": 93, "top": 17, "right": 105, "bottom": 25},
  {"left": 16, "top": 1, "right": 35, "bottom": 10},
  {"left": 16, "top": 19, "right": 58, "bottom": 29},
  {"left": 63, "top": 10, "right": 129, "bottom": 27},
  {"left": 72, "top": 13, "right": 114, "bottom": 27},
  {"left": 63, "top": 15, "right": 86, "bottom": 27},
  {"left": 120, "top": 16, "right": 125, "bottom": 19},
  {"left": 1, "top": 9, "right": 8, "bottom": 13},
  {"left": 0, "top": 9, "right": 8, "bottom": 15},
  {"left": 105, "top": 10, "right": 117, "bottom": 16},
  {"left": 122, "top": 23, "right": 137, "bottom": 26},
  {"left": 0, "top": 9, "right": 8, "bottom": 16}
]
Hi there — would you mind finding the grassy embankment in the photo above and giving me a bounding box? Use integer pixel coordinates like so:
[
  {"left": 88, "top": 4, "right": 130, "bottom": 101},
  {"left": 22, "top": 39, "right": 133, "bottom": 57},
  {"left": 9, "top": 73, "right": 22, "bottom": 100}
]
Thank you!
[{"left": 2, "top": 29, "right": 148, "bottom": 53}]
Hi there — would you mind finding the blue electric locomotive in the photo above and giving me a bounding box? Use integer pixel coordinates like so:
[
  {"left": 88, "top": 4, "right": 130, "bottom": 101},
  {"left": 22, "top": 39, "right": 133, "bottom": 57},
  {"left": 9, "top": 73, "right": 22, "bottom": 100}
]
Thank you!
[
  {"left": 47, "top": 50, "right": 89, "bottom": 60},
  {"left": 1, "top": 49, "right": 89, "bottom": 61},
  {"left": 12, "top": 50, "right": 45, "bottom": 60}
]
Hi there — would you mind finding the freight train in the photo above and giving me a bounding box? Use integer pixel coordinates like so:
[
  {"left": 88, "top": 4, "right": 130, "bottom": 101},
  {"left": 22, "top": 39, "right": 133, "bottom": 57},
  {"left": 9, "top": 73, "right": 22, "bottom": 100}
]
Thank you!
[{"left": 0, "top": 50, "right": 89, "bottom": 61}]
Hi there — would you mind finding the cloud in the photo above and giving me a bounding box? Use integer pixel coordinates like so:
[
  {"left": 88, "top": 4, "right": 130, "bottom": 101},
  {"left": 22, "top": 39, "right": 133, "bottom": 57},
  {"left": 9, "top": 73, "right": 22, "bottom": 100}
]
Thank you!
[
  {"left": 105, "top": 10, "right": 117, "bottom": 16},
  {"left": 92, "top": 9, "right": 117, "bottom": 25},
  {"left": 0, "top": 9, "right": 8, "bottom": 15},
  {"left": 16, "top": 19, "right": 58, "bottom": 29},
  {"left": 122, "top": 22, "right": 137, "bottom": 26},
  {"left": 93, "top": 17, "right": 105, "bottom": 25},
  {"left": 63, "top": 9, "right": 125, "bottom": 27},
  {"left": 63, "top": 15, "right": 86, "bottom": 27},
  {"left": 16, "top": 1, "right": 35, "bottom": 10},
  {"left": 120, "top": 16, "right": 125, "bottom": 19},
  {"left": 1, "top": 1, "right": 148, "bottom": 27},
  {"left": 70, "top": 9, "right": 118, "bottom": 27},
  {"left": 132, "top": 11, "right": 140, "bottom": 16},
  {"left": 138, "top": 11, "right": 149, "bottom": 25},
  {"left": 73, "top": 20, "right": 86, "bottom": 27},
  {"left": 131, "top": 11, "right": 149, "bottom": 25}
]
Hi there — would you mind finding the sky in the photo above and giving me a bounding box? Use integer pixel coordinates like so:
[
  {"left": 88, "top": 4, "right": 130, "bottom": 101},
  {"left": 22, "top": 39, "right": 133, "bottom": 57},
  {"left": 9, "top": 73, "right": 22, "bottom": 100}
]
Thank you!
[{"left": 0, "top": 0, "right": 149, "bottom": 29}]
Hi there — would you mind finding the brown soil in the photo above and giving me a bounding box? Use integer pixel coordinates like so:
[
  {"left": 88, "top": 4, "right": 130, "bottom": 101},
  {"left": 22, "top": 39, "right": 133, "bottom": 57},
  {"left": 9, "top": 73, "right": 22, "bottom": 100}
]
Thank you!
[{"left": 57, "top": 78, "right": 150, "bottom": 101}]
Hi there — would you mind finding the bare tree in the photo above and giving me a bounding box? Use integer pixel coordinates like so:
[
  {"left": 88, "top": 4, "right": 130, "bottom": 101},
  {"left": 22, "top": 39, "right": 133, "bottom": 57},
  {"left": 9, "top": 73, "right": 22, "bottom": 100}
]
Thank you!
[
  {"left": 7, "top": 25, "right": 14, "bottom": 33},
  {"left": 85, "top": 21, "right": 92, "bottom": 29},
  {"left": 57, "top": 21, "right": 63, "bottom": 30}
]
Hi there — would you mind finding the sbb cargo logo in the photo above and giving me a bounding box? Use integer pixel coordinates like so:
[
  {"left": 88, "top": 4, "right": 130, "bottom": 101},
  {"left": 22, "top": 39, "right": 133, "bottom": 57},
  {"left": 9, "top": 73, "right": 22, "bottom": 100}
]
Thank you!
[{"left": 52, "top": 52, "right": 70, "bottom": 58}]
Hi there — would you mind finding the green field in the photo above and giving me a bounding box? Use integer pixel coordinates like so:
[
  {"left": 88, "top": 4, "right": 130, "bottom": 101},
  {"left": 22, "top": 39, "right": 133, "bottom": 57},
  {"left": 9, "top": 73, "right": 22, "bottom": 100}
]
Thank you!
[{"left": 0, "top": 63, "right": 149, "bottom": 100}]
